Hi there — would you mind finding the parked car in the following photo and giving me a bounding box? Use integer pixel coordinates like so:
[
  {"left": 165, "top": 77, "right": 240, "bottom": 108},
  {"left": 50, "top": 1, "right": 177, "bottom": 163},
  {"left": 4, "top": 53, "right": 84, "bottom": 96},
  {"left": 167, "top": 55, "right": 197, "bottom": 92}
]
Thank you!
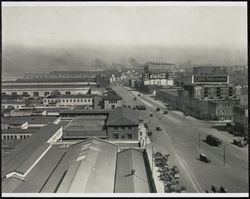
[
  {"left": 206, "top": 134, "right": 222, "bottom": 147},
  {"left": 233, "top": 138, "right": 247, "bottom": 147},
  {"left": 147, "top": 131, "right": 152, "bottom": 136},
  {"left": 156, "top": 108, "right": 160, "bottom": 111},
  {"left": 199, "top": 153, "right": 211, "bottom": 163},
  {"left": 138, "top": 94, "right": 141, "bottom": 96},
  {"left": 134, "top": 97, "right": 137, "bottom": 100},
  {"left": 150, "top": 113, "right": 153, "bottom": 117},
  {"left": 156, "top": 127, "right": 162, "bottom": 131},
  {"left": 163, "top": 110, "right": 168, "bottom": 114}
]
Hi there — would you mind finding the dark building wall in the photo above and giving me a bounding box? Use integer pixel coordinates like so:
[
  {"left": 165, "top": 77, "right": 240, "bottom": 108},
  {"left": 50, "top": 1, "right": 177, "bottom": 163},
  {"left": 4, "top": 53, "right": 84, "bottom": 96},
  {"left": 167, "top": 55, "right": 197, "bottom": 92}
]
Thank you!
[{"left": 107, "top": 126, "right": 138, "bottom": 140}]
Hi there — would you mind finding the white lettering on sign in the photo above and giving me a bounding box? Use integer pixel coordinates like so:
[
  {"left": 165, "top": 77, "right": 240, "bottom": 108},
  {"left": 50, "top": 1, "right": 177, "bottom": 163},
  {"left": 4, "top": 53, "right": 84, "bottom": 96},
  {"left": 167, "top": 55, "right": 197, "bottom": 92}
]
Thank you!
[{"left": 149, "top": 73, "right": 167, "bottom": 79}]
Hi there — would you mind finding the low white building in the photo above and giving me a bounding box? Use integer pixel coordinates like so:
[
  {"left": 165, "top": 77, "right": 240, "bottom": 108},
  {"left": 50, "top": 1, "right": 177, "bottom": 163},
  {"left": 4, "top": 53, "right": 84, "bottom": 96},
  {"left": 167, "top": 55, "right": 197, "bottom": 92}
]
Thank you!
[{"left": 43, "top": 94, "right": 96, "bottom": 107}]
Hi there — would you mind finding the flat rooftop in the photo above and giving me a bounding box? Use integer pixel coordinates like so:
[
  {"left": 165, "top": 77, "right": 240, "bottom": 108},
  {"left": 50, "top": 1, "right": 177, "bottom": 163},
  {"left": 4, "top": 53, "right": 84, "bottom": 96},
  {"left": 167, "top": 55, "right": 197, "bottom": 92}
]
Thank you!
[{"left": 63, "top": 116, "right": 107, "bottom": 139}]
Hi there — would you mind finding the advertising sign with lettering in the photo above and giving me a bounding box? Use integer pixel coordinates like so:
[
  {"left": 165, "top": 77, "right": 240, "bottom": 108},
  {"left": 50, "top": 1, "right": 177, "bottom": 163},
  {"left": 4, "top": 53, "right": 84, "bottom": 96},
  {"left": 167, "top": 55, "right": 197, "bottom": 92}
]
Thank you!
[
  {"left": 149, "top": 73, "right": 168, "bottom": 79},
  {"left": 192, "top": 75, "right": 229, "bottom": 84}
]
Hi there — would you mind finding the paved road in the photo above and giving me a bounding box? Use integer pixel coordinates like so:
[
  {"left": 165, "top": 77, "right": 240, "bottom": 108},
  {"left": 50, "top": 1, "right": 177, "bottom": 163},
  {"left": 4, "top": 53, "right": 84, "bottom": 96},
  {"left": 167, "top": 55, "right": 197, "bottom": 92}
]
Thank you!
[{"left": 113, "top": 85, "right": 248, "bottom": 193}]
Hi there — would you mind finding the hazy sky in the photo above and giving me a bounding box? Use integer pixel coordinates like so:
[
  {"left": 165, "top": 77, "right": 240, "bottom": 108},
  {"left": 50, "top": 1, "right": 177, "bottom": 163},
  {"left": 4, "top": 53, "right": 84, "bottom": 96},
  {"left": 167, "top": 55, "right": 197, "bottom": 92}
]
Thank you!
[{"left": 2, "top": 4, "right": 247, "bottom": 50}]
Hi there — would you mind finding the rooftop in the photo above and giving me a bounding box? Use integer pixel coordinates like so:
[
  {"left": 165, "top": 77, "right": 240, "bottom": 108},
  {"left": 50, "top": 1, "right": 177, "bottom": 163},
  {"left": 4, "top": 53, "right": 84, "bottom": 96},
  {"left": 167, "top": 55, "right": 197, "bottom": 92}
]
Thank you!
[
  {"left": 115, "top": 148, "right": 151, "bottom": 193},
  {"left": 106, "top": 108, "right": 139, "bottom": 126},
  {"left": 2, "top": 124, "right": 62, "bottom": 178},
  {"left": 2, "top": 137, "right": 118, "bottom": 193},
  {"left": 2, "top": 116, "right": 59, "bottom": 125},
  {"left": 46, "top": 94, "right": 97, "bottom": 99},
  {"left": 2, "top": 128, "right": 36, "bottom": 135},
  {"left": 63, "top": 116, "right": 107, "bottom": 138}
]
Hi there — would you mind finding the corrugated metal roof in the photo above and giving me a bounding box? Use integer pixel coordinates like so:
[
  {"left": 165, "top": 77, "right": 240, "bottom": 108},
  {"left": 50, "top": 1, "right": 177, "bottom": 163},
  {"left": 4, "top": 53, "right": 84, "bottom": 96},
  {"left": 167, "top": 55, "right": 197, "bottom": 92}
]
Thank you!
[
  {"left": 57, "top": 137, "right": 118, "bottom": 193},
  {"left": 106, "top": 108, "right": 138, "bottom": 126},
  {"left": 115, "top": 149, "right": 150, "bottom": 193},
  {"left": 2, "top": 124, "right": 62, "bottom": 178}
]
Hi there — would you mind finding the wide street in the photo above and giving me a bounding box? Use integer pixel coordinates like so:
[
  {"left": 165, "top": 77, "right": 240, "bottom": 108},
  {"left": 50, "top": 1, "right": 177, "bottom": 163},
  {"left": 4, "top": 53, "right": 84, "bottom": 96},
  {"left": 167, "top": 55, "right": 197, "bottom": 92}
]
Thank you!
[{"left": 112, "top": 85, "right": 248, "bottom": 193}]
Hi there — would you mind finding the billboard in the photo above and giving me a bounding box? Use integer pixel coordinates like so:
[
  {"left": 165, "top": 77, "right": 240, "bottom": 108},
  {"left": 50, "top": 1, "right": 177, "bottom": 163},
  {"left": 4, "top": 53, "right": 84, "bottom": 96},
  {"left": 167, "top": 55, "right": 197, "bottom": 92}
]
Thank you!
[
  {"left": 192, "top": 75, "right": 229, "bottom": 84},
  {"left": 143, "top": 72, "right": 174, "bottom": 80}
]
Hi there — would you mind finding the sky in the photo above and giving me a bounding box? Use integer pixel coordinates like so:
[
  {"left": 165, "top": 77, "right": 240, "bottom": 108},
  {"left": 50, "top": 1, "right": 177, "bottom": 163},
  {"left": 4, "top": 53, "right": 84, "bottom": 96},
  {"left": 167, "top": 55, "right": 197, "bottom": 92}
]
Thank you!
[
  {"left": 2, "top": 3, "right": 247, "bottom": 49},
  {"left": 1, "top": 2, "right": 247, "bottom": 74}
]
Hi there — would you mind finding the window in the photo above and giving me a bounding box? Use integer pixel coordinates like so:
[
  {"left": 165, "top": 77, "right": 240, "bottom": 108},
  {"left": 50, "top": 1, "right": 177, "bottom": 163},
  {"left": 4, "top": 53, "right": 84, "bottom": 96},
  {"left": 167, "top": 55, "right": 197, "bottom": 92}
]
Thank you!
[
  {"left": 81, "top": 99, "right": 83, "bottom": 102},
  {"left": 70, "top": 99, "right": 72, "bottom": 102},
  {"left": 85, "top": 99, "right": 87, "bottom": 102},
  {"left": 121, "top": 135, "right": 125, "bottom": 139},
  {"left": 88, "top": 99, "right": 90, "bottom": 102},
  {"left": 114, "top": 127, "right": 118, "bottom": 130},
  {"left": 66, "top": 99, "right": 68, "bottom": 103},
  {"left": 3, "top": 135, "right": 6, "bottom": 140},
  {"left": 127, "top": 134, "right": 132, "bottom": 139},
  {"left": 111, "top": 105, "right": 115, "bottom": 109},
  {"left": 20, "top": 135, "right": 22, "bottom": 139},
  {"left": 66, "top": 91, "right": 71, "bottom": 95},
  {"left": 34, "top": 92, "right": 39, "bottom": 97},
  {"left": 73, "top": 99, "right": 76, "bottom": 102},
  {"left": 7, "top": 135, "right": 10, "bottom": 140},
  {"left": 113, "top": 134, "right": 119, "bottom": 139},
  {"left": 128, "top": 127, "right": 132, "bottom": 130},
  {"left": 14, "top": 135, "right": 17, "bottom": 139},
  {"left": 77, "top": 99, "right": 79, "bottom": 102},
  {"left": 62, "top": 99, "right": 65, "bottom": 102},
  {"left": 121, "top": 127, "right": 125, "bottom": 130},
  {"left": 10, "top": 135, "right": 13, "bottom": 140}
]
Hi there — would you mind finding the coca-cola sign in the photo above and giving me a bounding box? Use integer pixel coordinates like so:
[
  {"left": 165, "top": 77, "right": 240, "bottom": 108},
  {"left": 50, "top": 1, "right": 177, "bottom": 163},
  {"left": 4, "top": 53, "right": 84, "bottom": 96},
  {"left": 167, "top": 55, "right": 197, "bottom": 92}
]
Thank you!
[{"left": 149, "top": 73, "right": 167, "bottom": 79}]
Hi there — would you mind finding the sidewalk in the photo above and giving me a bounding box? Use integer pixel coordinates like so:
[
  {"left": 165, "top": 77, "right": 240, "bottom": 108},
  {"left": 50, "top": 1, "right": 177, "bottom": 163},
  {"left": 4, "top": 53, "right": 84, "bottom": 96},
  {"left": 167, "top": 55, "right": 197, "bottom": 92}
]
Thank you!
[{"left": 145, "top": 138, "right": 165, "bottom": 193}]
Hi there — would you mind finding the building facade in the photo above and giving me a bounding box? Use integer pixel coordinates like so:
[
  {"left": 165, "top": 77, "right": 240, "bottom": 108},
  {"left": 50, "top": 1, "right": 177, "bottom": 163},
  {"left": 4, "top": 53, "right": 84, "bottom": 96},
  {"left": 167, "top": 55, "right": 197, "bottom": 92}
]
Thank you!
[
  {"left": 142, "top": 62, "right": 175, "bottom": 86},
  {"left": 233, "top": 106, "right": 248, "bottom": 136},
  {"left": 43, "top": 94, "right": 95, "bottom": 107}
]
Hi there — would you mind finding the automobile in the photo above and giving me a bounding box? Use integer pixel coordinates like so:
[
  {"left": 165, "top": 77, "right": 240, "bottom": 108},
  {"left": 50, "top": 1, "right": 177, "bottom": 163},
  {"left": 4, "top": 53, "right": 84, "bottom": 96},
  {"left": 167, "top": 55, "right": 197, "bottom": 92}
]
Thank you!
[
  {"left": 199, "top": 153, "right": 211, "bottom": 163},
  {"left": 147, "top": 131, "right": 152, "bottom": 136},
  {"left": 156, "top": 127, "right": 162, "bottom": 131},
  {"left": 134, "top": 97, "right": 137, "bottom": 100},
  {"left": 138, "top": 94, "right": 141, "bottom": 96},
  {"left": 156, "top": 108, "right": 160, "bottom": 111},
  {"left": 206, "top": 134, "right": 222, "bottom": 147},
  {"left": 127, "top": 105, "right": 131, "bottom": 109},
  {"left": 163, "top": 110, "right": 168, "bottom": 114},
  {"left": 233, "top": 138, "right": 247, "bottom": 147}
]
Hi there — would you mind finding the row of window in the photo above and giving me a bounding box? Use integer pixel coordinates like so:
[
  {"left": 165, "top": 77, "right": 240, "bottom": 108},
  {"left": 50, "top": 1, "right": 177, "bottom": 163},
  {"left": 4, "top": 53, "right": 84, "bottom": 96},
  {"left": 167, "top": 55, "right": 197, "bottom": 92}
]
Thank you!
[
  {"left": 108, "top": 100, "right": 118, "bottom": 104},
  {"left": 112, "top": 133, "right": 133, "bottom": 139},
  {"left": 113, "top": 126, "right": 132, "bottom": 130},
  {"left": 2, "top": 134, "right": 30, "bottom": 140},
  {"left": 45, "top": 98, "right": 93, "bottom": 103}
]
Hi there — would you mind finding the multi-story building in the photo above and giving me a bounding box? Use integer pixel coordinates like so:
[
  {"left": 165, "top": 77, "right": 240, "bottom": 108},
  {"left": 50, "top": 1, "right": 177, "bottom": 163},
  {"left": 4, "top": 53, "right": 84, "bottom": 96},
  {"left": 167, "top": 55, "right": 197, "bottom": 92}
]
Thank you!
[
  {"left": 43, "top": 94, "right": 96, "bottom": 107},
  {"left": 106, "top": 108, "right": 139, "bottom": 140},
  {"left": 142, "top": 62, "right": 175, "bottom": 86},
  {"left": 102, "top": 90, "right": 122, "bottom": 109},
  {"left": 1, "top": 100, "right": 25, "bottom": 110},
  {"left": 207, "top": 100, "right": 240, "bottom": 121},
  {"left": 233, "top": 106, "right": 248, "bottom": 136}
]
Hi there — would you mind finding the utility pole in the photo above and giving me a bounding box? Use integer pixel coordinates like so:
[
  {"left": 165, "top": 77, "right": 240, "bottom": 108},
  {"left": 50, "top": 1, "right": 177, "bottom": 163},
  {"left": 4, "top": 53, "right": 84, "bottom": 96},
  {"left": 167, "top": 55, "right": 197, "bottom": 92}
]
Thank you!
[
  {"left": 198, "top": 132, "right": 201, "bottom": 149},
  {"left": 223, "top": 145, "right": 226, "bottom": 165},
  {"left": 152, "top": 145, "right": 154, "bottom": 176}
]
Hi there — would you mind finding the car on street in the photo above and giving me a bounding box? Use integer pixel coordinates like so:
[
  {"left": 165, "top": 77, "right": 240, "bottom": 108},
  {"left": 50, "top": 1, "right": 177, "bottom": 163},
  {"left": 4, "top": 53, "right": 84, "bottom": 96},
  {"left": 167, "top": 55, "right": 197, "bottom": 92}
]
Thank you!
[
  {"left": 147, "top": 131, "right": 152, "bottom": 136},
  {"left": 138, "top": 94, "right": 141, "bottom": 96},
  {"left": 199, "top": 153, "right": 211, "bottom": 163},
  {"left": 149, "top": 113, "right": 153, "bottom": 117},
  {"left": 134, "top": 97, "right": 137, "bottom": 100},
  {"left": 163, "top": 110, "right": 168, "bottom": 114},
  {"left": 206, "top": 134, "right": 222, "bottom": 147},
  {"left": 156, "top": 107, "right": 160, "bottom": 111},
  {"left": 156, "top": 127, "right": 162, "bottom": 131}
]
